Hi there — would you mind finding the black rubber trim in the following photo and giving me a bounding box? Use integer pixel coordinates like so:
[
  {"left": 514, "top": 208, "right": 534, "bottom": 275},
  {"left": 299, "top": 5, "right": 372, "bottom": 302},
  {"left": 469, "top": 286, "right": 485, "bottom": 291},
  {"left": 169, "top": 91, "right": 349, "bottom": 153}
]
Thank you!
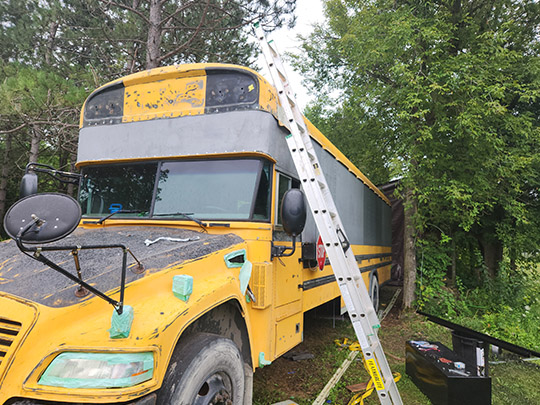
[
  {"left": 300, "top": 261, "right": 391, "bottom": 291},
  {"left": 359, "top": 261, "right": 392, "bottom": 273},
  {"left": 300, "top": 274, "right": 336, "bottom": 291},
  {"left": 356, "top": 253, "right": 392, "bottom": 261}
]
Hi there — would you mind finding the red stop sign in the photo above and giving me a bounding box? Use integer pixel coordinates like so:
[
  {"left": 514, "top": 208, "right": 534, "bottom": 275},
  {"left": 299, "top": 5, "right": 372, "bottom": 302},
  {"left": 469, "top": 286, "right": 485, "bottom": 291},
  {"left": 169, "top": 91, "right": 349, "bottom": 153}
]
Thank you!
[{"left": 316, "top": 235, "right": 326, "bottom": 271}]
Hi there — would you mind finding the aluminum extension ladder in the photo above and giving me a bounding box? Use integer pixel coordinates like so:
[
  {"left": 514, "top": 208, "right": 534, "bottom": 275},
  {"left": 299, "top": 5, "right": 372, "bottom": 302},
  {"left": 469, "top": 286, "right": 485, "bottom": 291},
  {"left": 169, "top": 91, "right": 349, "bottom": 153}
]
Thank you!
[{"left": 254, "top": 23, "right": 403, "bottom": 405}]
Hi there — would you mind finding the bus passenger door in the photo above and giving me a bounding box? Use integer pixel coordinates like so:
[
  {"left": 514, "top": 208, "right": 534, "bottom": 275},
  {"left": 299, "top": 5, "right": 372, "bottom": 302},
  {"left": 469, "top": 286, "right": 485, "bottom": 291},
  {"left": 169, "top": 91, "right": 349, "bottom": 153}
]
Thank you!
[{"left": 272, "top": 172, "right": 303, "bottom": 357}]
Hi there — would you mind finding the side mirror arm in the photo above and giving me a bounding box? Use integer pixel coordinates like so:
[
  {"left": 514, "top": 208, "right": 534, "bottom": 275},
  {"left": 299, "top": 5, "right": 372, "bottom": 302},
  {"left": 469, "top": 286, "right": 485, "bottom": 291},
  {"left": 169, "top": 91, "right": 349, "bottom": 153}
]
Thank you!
[
  {"left": 25, "top": 162, "right": 82, "bottom": 184},
  {"left": 271, "top": 235, "right": 297, "bottom": 259}
]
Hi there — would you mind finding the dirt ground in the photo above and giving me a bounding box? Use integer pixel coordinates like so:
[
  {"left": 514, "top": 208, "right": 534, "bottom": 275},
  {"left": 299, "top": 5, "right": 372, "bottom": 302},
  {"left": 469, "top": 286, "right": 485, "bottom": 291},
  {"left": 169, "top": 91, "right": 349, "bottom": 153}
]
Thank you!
[{"left": 253, "top": 285, "right": 411, "bottom": 404}]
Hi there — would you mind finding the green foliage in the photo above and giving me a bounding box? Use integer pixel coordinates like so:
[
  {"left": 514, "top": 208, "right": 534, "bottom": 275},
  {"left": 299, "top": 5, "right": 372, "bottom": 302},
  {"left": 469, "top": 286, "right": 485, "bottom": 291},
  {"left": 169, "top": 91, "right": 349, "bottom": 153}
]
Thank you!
[
  {"left": 298, "top": 0, "right": 540, "bottom": 309},
  {"left": 0, "top": 64, "right": 86, "bottom": 113},
  {"left": 421, "top": 258, "right": 540, "bottom": 351},
  {"left": 416, "top": 237, "right": 468, "bottom": 318}
]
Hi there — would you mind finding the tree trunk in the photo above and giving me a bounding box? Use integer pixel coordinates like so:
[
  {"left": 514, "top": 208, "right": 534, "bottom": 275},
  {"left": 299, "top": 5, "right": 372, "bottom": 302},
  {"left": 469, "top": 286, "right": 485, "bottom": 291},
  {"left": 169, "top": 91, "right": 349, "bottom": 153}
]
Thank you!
[
  {"left": 66, "top": 151, "right": 77, "bottom": 197},
  {"left": 29, "top": 127, "right": 41, "bottom": 164},
  {"left": 450, "top": 237, "right": 456, "bottom": 287},
  {"left": 479, "top": 236, "right": 503, "bottom": 279},
  {"left": 45, "top": 20, "right": 59, "bottom": 66},
  {"left": 403, "top": 188, "right": 417, "bottom": 308},
  {"left": 0, "top": 134, "right": 13, "bottom": 223},
  {"left": 146, "top": 0, "right": 162, "bottom": 69}
]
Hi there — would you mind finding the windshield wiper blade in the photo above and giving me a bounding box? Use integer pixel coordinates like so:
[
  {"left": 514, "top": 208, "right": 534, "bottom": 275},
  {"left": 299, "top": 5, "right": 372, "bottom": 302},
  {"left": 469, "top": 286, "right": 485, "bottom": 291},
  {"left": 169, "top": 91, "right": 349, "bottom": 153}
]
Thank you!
[
  {"left": 152, "top": 212, "right": 207, "bottom": 231},
  {"left": 84, "top": 210, "right": 147, "bottom": 225}
]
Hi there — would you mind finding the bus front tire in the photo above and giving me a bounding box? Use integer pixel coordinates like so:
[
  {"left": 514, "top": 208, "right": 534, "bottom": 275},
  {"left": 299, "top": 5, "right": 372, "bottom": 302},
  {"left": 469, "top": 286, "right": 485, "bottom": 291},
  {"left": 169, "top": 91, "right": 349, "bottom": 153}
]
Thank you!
[{"left": 158, "top": 333, "right": 245, "bottom": 405}]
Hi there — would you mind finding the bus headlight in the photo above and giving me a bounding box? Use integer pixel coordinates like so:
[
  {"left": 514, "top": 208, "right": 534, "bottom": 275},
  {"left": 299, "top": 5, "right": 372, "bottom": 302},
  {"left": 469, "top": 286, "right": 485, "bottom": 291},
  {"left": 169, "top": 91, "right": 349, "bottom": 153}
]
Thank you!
[{"left": 38, "top": 352, "right": 154, "bottom": 389}]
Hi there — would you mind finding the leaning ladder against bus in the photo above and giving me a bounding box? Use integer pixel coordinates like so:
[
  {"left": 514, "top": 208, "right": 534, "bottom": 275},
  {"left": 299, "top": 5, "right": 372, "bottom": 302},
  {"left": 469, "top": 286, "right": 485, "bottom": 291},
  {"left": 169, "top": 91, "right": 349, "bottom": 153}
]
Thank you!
[{"left": 255, "top": 23, "right": 403, "bottom": 404}]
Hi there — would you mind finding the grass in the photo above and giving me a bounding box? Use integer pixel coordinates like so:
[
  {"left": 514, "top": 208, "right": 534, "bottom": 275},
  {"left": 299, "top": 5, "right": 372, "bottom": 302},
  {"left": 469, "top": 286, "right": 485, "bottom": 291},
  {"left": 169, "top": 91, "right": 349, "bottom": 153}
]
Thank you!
[
  {"left": 491, "top": 360, "right": 540, "bottom": 404},
  {"left": 253, "top": 287, "right": 540, "bottom": 404}
]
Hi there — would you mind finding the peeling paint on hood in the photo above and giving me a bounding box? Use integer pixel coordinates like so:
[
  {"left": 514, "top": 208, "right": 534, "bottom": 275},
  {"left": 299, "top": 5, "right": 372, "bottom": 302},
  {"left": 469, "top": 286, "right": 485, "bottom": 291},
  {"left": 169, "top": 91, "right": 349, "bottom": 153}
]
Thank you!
[{"left": 0, "top": 226, "right": 242, "bottom": 308}]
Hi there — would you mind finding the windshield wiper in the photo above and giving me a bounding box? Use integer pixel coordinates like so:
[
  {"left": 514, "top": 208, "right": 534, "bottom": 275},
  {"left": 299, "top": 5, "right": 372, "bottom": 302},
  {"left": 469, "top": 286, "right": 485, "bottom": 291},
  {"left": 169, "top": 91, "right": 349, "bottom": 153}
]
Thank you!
[
  {"left": 152, "top": 212, "right": 208, "bottom": 231},
  {"left": 83, "top": 210, "right": 147, "bottom": 225}
]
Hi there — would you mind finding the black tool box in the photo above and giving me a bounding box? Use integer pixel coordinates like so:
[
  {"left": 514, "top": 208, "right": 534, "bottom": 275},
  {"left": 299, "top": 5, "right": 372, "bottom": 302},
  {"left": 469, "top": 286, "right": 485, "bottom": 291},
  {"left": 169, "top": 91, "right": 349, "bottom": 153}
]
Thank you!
[{"left": 406, "top": 340, "right": 491, "bottom": 405}]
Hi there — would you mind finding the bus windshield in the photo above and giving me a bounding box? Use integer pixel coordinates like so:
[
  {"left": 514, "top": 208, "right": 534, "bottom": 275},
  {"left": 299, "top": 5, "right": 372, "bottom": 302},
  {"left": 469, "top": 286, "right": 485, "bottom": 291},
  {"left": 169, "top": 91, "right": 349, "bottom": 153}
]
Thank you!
[{"left": 79, "top": 159, "right": 271, "bottom": 221}]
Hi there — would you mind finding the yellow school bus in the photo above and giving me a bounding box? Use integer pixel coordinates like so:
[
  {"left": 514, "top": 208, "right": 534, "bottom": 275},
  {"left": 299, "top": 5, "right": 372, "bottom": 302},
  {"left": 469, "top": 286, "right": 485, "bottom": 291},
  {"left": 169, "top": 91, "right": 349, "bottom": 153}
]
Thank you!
[{"left": 0, "top": 63, "right": 391, "bottom": 404}]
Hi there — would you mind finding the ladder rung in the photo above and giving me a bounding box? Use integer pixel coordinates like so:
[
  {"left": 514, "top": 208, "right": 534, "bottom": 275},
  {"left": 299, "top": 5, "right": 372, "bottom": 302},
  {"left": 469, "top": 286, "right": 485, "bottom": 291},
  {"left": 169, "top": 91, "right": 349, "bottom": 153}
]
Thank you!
[
  {"left": 287, "top": 93, "right": 296, "bottom": 108},
  {"left": 276, "top": 68, "right": 287, "bottom": 84},
  {"left": 267, "top": 39, "right": 278, "bottom": 56}
]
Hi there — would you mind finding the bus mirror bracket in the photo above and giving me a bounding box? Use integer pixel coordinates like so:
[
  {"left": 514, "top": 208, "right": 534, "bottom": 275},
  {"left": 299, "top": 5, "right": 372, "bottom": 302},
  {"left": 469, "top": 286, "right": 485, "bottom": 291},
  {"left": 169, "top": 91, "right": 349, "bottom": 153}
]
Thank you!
[
  {"left": 20, "top": 162, "right": 82, "bottom": 198},
  {"left": 4, "top": 193, "right": 143, "bottom": 315}
]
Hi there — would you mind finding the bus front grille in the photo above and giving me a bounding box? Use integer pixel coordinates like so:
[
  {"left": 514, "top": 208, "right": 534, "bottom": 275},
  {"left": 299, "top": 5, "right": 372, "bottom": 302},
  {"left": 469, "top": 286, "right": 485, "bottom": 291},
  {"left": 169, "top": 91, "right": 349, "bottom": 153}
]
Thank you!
[{"left": 0, "top": 317, "right": 22, "bottom": 367}]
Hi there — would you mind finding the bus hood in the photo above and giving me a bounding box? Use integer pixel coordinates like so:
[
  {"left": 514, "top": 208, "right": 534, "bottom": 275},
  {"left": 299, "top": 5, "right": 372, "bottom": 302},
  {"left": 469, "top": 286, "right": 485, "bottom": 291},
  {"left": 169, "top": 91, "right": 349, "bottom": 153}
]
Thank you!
[{"left": 0, "top": 226, "right": 242, "bottom": 308}]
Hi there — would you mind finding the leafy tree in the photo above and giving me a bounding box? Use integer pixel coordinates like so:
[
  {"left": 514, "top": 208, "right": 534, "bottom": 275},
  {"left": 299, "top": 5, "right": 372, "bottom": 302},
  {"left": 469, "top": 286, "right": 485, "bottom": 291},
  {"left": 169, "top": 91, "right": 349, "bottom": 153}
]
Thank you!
[{"left": 297, "top": 0, "right": 540, "bottom": 307}]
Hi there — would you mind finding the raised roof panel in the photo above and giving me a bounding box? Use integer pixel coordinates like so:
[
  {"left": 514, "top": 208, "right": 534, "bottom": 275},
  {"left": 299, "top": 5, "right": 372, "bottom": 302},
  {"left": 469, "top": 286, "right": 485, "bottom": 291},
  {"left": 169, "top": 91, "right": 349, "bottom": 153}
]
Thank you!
[{"left": 81, "top": 65, "right": 263, "bottom": 127}]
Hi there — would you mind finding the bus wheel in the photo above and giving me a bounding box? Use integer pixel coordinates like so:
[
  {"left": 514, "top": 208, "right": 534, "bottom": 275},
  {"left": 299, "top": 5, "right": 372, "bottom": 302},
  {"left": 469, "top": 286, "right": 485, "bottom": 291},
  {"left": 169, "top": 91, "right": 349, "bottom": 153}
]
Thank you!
[
  {"left": 158, "top": 332, "right": 245, "bottom": 405},
  {"left": 370, "top": 274, "right": 380, "bottom": 313}
]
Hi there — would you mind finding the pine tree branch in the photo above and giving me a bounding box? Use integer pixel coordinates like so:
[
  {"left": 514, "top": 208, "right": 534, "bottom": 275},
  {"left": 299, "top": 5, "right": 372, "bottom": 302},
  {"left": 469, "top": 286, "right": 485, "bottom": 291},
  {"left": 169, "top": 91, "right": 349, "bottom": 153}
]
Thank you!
[
  {"left": 157, "top": 0, "right": 211, "bottom": 63},
  {"left": 159, "top": 0, "right": 199, "bottom": 26},
  {"left": 0, "top": 123, "right": 27, "bottom": 135},
  {"left": 101, "top": 0, "right": 150, "bottom": 24}
]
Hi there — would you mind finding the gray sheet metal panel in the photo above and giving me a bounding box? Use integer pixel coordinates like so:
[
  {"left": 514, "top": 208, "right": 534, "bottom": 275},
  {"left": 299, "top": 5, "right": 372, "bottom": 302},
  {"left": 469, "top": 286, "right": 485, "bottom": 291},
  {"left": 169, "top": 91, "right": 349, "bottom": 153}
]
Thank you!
[
  {"left": 381, "top": 202, "right": 392, "bottom": 245},
  {"left": 78, "top": 109, "right": 390, "bottom": 246},
  {"left": 300, "top": 142, "right": 368, "bottom": 246},
  {"left": 363, "top": 189, "right": 378, "bottom": 245},
  {"left": 78, "top": 110, "right": 297, "bottom": 176},
  {"left": 301, "top": 141, "right": 390, "bottom": 247},
  {"left": 362, "top": 189, "right": 392, "bottom": 246}
]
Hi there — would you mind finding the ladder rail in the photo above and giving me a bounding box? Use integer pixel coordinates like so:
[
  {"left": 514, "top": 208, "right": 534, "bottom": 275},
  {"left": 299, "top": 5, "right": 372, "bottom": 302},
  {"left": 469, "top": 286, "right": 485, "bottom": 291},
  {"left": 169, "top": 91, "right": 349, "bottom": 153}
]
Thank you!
[{"left": 255, "top": 23, "right": 403, "bottom": 405}]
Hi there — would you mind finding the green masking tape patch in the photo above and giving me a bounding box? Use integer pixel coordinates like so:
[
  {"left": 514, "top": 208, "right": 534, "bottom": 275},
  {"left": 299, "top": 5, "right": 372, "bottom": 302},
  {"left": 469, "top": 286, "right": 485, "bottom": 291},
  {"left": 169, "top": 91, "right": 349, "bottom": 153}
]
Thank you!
[
  {"left": 173, "top": 274, "right": 193, "bottom": 302},
  {"left": 109, "top": 305, "right": 134, "bottom": 339},
  {"left": 224, "top": 249, "right": 246, "bottom": 268},
  {"left": 259, "top": 352, "right": 272, "bottom": 368},
  {"left": 38, "top": 351, "right": 154, "bottom": 389},
  {"left": 239, "top": 260, "right": 252, "bottom": 296}
]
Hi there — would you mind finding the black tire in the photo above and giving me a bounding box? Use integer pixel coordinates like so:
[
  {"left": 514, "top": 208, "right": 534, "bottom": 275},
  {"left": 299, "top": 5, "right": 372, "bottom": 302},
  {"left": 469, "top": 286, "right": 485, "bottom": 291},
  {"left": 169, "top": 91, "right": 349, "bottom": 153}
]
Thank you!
[
  {"left": 369, "top": 274, "right": 380, "bottom": 313},
  {"left": 157, "top": 333, "right": 245, "bottom": 405}
]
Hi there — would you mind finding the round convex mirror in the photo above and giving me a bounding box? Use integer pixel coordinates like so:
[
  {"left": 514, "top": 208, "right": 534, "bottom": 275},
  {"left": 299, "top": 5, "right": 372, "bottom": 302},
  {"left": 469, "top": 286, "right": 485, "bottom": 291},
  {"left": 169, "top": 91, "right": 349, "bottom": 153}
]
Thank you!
[
  {"left": 281, "top": 188, "right": 307, "bottom": 237},
  {"left": 3, "top": 193, "right": 82, "bottom": 244}
]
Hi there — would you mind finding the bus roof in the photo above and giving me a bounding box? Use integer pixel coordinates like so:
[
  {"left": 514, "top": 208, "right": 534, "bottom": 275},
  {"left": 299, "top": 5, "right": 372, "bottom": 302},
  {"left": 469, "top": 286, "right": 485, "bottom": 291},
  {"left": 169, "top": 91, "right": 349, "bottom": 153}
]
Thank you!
[{"left": 80, "top": 63, "right": 389, "bottom": 204}]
